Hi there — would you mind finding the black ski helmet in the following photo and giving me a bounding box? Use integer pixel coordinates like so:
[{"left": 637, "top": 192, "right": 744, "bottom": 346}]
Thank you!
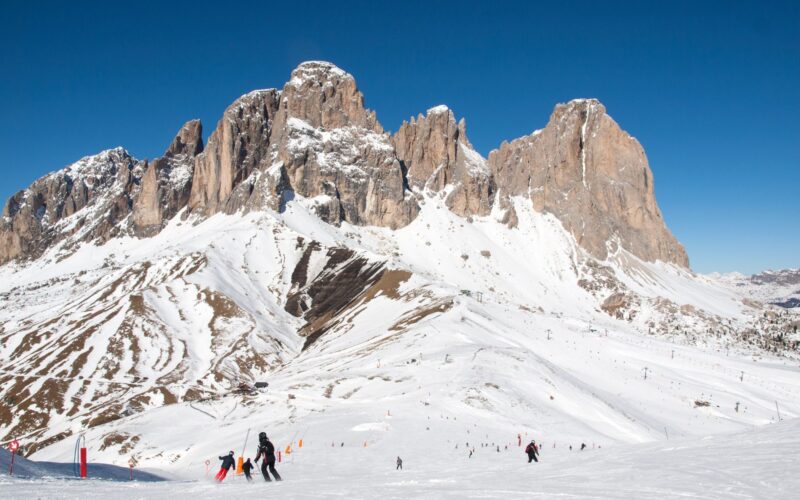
[
  {"left": 259, "top": 432, "right": 268, "bottom": 442},
  {"left": 229, "top": 450, "right": 235, "bottom": 455}
]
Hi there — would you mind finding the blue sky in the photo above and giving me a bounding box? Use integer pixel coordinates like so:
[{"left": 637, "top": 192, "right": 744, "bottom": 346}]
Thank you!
[{"left": 1, "top": 1, "right": 797, "bottom": 274}]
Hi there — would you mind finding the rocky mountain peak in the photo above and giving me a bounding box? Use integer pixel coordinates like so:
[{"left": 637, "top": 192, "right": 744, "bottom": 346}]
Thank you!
[
  {"left": 489, "top": 98, "right": 689, "bottom": 267},
  {"left": 165, "top": 119, "right": 203, "bottom": 157},
  {"left": 0, "top": 147, "right": 144, "bottom": 264},
  {"left": 187, "top": 89, "right": 281, "bottom": 215},
  {"left": 279, "top": 61, "right": 381, "bottom": 132}
]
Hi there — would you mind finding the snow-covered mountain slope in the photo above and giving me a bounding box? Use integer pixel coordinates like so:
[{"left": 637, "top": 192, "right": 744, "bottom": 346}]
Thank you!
[
  {"left": 1, "top": 192, "right": 797, "bottom": 462},
  {"left": 712, "top": 269, "right": 800, "bottom": 308}
]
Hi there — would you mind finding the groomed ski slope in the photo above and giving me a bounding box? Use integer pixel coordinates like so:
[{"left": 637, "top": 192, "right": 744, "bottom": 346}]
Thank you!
[{"left": 2, "top": 419, "right": 799, "bottom": 499}]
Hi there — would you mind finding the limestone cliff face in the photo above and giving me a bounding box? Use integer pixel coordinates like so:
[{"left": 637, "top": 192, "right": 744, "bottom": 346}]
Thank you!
[
  {"left": 393, "top": 106, "right": 493, "bottom": 217},
  {"left": 188, "top": 90, "right": 281, "bottom": 216},
  {"left": 489, "top": 99, "right": 688, "bottom": 267},
  {"left": 133, "top": 120, "right": 203, "bottom": 236},
  {"left": 0, "top": 148, "right": 145, "bottom": 265},
  {"left": 239, "top": 61, "right": 419, "bottom": 228}
]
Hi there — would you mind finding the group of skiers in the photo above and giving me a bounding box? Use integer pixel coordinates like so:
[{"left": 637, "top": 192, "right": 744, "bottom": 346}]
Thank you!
[
  {"left": 215, "top": 432, "right": 282, "bottom": 483},
  {"left": 524, "top": 439, "right": 594, "bottom": 462},
  {"left": 215, "top": 431, "right": 585, "bottom": 482}
]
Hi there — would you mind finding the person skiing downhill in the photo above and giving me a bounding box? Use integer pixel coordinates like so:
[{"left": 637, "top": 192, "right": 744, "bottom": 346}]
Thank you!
[
  {"left": 242, "top": 458, "right": 254, "bottom": 482},
  {"left": 525, "top": 440, "right": 539, "bottom": 463},
  {"left": 254, "top": 432, "right": 282, "bottom": 481},
  {"left": 215, "top": 451, "right": 236, "bottom": 482},
  {"left": 396, "top": 456, "right": 403, "bottom": 470}
]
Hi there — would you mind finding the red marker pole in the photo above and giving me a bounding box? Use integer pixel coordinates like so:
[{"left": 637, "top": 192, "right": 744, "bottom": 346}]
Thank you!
[
  {"left": 80, "top": 447, "right": 87, "bottom": 478},
  {"left": 278, "top": 451, "right": 282, "bottom": 463},
  {"left": 8, "top": 440, "right": 20, "bottom": 476}
]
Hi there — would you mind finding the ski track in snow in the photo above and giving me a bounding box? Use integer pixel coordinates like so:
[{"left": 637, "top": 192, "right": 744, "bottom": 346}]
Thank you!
[{"left": 1, "top": 419, "right": 799, "bottom": 498}]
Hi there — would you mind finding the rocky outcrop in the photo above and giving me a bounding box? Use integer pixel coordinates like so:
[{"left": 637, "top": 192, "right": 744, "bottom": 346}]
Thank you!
[
  {"left": 393, "top": 106, "right": 493, "bottom": 217},
  {"left": 188, "top": 90, "right": 281, "bottom": 215},
  {"left": 0, "top": 148, "right": 145, "bottom": 265},
  {"left": 133, "top": 120, "right": 203, "bottom": 236},
  {"left": 240, "top": 61, "right": 419, "bottom": 228},
  {"left": 489, "top": 99, "right": 688, "bottom": 267}
]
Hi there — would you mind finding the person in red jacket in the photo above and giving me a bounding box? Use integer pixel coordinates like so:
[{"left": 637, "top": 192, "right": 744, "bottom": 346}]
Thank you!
[
  {"left": 525, "top": 440, "right": 539, "bottom": 463},
  {"left": 215, "top": 451, "right": 236, "bottom": 482}
]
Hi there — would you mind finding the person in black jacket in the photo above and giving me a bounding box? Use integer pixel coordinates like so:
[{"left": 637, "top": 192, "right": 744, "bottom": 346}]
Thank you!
[
  {"left": 215, "top": 451, "right": 236, "bottom": 482},
  {"left": 242, "top": 458, "right": 254, "bottom": 482},
  {"left": 254, "top": 432, "right": 282, "bottom": 481},
  {"left": 525, "top": 440, "right": 539, "bottom": 463}
]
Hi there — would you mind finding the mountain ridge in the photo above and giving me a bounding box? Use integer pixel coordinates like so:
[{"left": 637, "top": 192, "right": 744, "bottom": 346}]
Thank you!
[{"left": 1, "top": 61, "right": 685, "bottom": 268}]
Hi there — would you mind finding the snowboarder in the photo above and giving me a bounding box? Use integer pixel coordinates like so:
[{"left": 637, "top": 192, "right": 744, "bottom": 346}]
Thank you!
[
  {"left": 242, "top": 458, "right": 253, "bottom": 482},
  {"left": 396, "top": 456, "right": 403, "bottom": 470},
  {"left": 580, "top": 442, "right": 587, "bottom": 451},
  {"left": 254, "top": 432, "right": 282, "bottom": 482},
  {"left": 525, "top": 440, "right": 539, "bottom": 463},
  {"left": 215, "top": 451, "right": 236, "bottom": 482}
]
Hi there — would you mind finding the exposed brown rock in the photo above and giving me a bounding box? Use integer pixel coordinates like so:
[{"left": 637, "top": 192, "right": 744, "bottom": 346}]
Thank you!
[
  {"left": 133, "top": 120, "right": 203, "bottom": 236},
  {"left": 188, "top": 89, "right": 281, "bottom": 215},
  {"left": 489, "top": 99, "right": 688, "bottom": 267},
  {"left": 0, "top": 148, "right": 145, "bottom": 265},
  {"left": 241, "top": 61, "right": 419, "bottom": 229},
  {"left": 393, "top": 106, "right": 493, "bottom": 216}
]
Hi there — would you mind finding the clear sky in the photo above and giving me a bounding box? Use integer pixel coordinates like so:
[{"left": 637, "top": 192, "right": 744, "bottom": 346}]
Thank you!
[{"left": 1, "top": 0, "right": 797, "bottom": 274}]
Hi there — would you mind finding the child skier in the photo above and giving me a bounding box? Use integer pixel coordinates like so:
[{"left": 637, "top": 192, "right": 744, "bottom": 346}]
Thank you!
[
  {"left": 242, "top": 458, "right": 254, "bottom": 482},
  {"left": 215, "top": 451, "right": 236, "bottom": 482}
]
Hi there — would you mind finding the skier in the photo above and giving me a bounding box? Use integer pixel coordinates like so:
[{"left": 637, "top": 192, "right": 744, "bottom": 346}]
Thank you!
[
  {"left": 254, "top": 432, "right": 282, "bottom": 482},
  {"left": 242, "top": 458, "right": 254, "bottom": 482},
  {"left": 396, "top": 456, "right": 403, "bottom": 470},
  {"left": 580, "top": 442, "right": 587, "bottom": 451},
  {"left": 525, "top": 440, "right": 539, "bottom": 463},
  {"left": 215, "top": 451, "right": 236, "bottom": 482}
]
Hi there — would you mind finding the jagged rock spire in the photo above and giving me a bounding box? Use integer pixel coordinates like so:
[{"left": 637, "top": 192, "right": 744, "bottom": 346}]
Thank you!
[
  {"left": 393, "top": 105, "right": 493, "bottom": 217},
  {"left": 133, "top": 120, "right": 205, "bottom": 236}
]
